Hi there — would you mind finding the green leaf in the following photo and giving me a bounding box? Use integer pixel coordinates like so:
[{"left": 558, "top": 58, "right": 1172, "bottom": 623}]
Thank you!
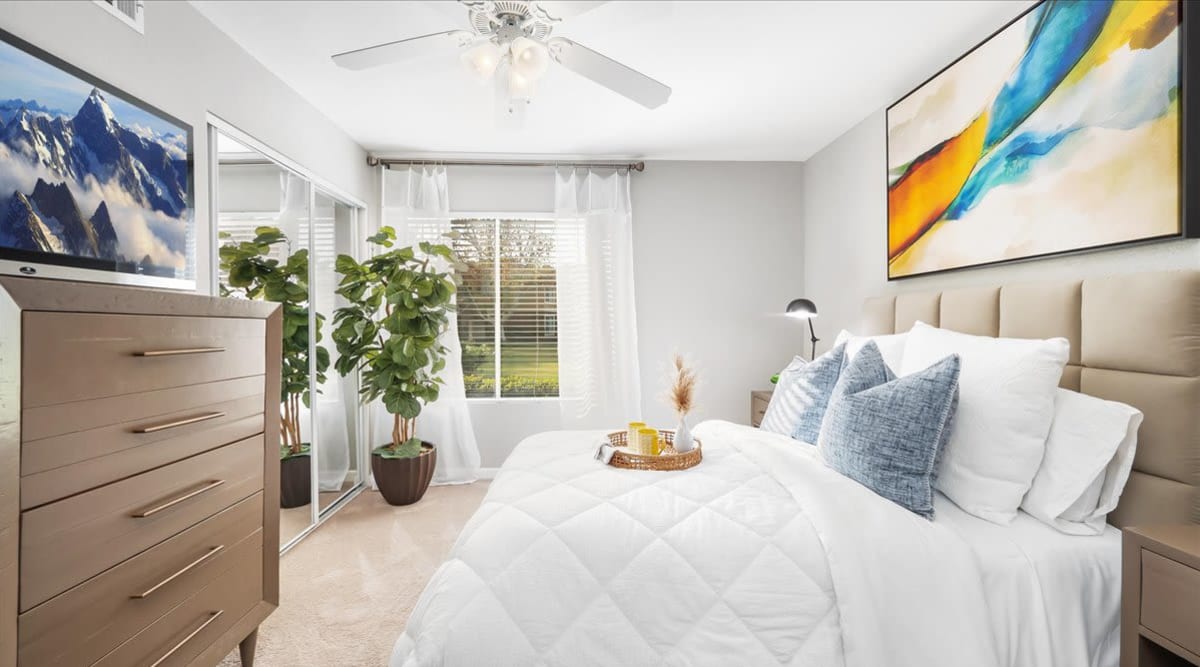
[
  {"left": 281, "top": 443, "right": 311, "bottom": 460},
  {"left": 331, "top": 237, "right": 461, "bottom": 423},
  {"left": 374, "top": 438, "right": 424, "bottom": 459}
]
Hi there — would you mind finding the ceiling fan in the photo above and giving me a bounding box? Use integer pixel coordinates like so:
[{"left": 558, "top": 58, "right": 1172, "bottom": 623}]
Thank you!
[{"left": 331, "top": 1, "right": 671, "bottom": 112}]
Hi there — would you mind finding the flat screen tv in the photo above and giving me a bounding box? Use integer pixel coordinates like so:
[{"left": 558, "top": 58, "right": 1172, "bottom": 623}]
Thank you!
[{"left": 0, "top": 28, "right": 194, "bottom": 289}]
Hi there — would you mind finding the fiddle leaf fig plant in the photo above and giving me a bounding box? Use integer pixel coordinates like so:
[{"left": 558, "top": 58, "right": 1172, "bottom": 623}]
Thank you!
[
  {"left": 331, "top": 226, "right": 457, "bottom": 459},
  {"left": 218, "top": 226, "right": 330, "bottom": 460}
]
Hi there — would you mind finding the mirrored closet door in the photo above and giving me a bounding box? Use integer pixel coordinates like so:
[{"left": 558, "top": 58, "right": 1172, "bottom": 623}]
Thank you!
[
  {"left": 211, "top": 125, "right": 366, "bottom": 550},
  {"left": 311, "top": 191, "right": 362, "bottom": 513}
]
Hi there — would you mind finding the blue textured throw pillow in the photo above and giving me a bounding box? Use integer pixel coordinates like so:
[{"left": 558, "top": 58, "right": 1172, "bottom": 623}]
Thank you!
[
  {"left": 758, "top": 343, "right": 847, "bottom": 444},
  {"left": 818, "top": 341, "right": 960, "bottom": 518}
]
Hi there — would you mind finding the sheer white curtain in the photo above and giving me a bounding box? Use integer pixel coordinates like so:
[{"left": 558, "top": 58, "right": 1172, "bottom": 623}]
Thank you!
[
  {"left": 375, "top": 165, "right": 481, "bottom": 484},
  {"left": 278, "top": 174, "right": 354, "bottom": 492},
  {"left": 554, "top": 167, "right": 642, "bottom": 428}
]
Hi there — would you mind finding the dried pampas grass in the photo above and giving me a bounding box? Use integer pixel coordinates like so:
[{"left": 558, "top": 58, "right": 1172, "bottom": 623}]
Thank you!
[{"left": 667, "top": 353, "right": 697, "bottom": 417}]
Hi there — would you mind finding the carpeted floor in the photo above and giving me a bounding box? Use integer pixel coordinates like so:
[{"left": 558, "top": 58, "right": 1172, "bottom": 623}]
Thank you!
[{"left": 220, "top": 482, "right": 490, "bottom": 667}]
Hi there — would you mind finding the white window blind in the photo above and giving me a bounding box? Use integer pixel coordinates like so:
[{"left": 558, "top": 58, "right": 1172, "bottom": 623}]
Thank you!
[
  {"left": 451, "top": 217, "right": 560, "bottom": 398},
  {"left": 214, "top": 212, "right": 336, "bottom": 291}
]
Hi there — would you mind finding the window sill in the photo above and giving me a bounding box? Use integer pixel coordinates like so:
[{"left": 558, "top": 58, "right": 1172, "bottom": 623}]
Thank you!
[{"left": 466, "top": 397, "right": 562, "bottom": 404}]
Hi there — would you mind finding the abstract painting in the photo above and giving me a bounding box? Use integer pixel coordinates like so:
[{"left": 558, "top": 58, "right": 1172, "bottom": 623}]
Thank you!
[
  {"left": 887, "top": 0, "right": 1186, "bottom": 279},
  {"left": 0, "top": 29, "right": 193, "bottom": 282}
]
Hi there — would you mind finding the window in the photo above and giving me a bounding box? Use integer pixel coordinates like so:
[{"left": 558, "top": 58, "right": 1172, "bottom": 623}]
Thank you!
[{"left": 453, "top": 216, "right": 559, "bottom": 398}]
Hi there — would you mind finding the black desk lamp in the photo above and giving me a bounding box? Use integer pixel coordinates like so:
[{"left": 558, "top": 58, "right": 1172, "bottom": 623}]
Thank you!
[{"left": 786, "top": 298, "right": 819, "bottom": 360}]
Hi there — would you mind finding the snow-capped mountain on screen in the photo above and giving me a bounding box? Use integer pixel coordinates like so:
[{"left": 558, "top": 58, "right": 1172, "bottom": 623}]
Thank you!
[
  {"left": 0, "top": 178, "right": 118, "bottom": 260},
  {"left": 1, "top": 88, "right": 188, "bottom": 219},
  {"left": 0, "top": 98, "right": 67, "bottom": 125},
  {"left": 0, "top": 85, "right": 191, "bottom": 277}
]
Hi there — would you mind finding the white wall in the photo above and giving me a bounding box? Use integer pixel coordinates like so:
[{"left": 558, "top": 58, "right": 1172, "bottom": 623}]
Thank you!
[
  {"left": 447, "top": 162, "right": 806, "bottom": 468},
  {"left": 803, "top": 112, "right": 1200, "bottom": 352},
  {"left": 1, "top": 1, "right": 373, "bottom": 292}
]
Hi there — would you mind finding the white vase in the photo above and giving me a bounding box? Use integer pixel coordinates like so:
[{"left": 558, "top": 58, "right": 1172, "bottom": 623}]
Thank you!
[{"left": 674, "top": 416, "right": 695, "bottom": 453}]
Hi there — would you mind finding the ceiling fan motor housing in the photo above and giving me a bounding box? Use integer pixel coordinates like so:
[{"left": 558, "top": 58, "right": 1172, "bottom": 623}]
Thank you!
[{"left": 469, "top": 1, "right": 555, "bottom": 44}]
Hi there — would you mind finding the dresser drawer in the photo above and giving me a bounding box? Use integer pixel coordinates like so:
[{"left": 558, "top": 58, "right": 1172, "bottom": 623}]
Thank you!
[
  {"left": 1140, "top": 550, "right": 1200, "bottom": 656},
  {"left": 22, "top": 312, "right": 266, "bottom": 408},
  {"left": 20, "top": 376, "right": 266, "bottom": 509},
  {"left": 91, "top": 530, "right": 264, "bottom": 667},
  {"left": 18, "top": 494, "right": 262, "bottom": 666},
  {"left": 19, "top": 435, "right": 264, "bottom": 611}
]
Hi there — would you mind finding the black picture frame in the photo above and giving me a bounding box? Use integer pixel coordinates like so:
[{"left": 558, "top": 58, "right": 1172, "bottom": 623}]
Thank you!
[
  {"left": 0, "top": 26, "right": 196, "bottom": 288},
  {"left": 885, "top": 0, "right": 1199, "bottom": 282}
]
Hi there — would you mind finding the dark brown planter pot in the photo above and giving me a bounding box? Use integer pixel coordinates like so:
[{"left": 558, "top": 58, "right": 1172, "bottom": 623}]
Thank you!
[
  {"left": 372, "top": 442, "right": 437, "bottom": 506},
  {"left": 280, "top": 454, "right": 311, "bottom": 509}
]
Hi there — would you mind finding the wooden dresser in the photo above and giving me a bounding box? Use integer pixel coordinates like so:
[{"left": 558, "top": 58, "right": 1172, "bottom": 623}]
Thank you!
[{"left": 0, "top": 277, "right": 281, "bottom": 667}]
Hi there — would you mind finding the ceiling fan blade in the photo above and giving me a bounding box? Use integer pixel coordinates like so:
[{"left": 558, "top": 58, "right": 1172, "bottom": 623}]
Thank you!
[
  {"left": 547, "top": 38, "right": 671, "bottom": 109},
  {"left": 533, "top": 1, "right": 610, "bottom": 22},
  {"left": 332, "top": 30, "right": 472, "bottom": 71}
]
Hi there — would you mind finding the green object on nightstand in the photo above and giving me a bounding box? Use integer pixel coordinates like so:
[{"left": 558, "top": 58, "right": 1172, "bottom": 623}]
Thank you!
[{"left": 770, "top": 374, "right": 779, "bottom": 384}]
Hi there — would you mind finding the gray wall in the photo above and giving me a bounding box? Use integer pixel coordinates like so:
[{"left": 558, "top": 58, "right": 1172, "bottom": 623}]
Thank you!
[
  {"left": 1, "top": 1, "right": 374, "bottom": 292},
  {"left": 632, "top": 161, "right": 805, "bottom": 429},
  {"left": 802, "top": 112, "right": 1200, "bottom": 353},
  {"left": 447, "top": 161, "right": 806, "bottom": 468}
]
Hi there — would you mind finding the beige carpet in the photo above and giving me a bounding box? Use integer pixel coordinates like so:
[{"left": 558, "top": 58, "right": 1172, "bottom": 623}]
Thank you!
[
  {"left": 279, "top": 488, "right": 357, "bottom": 545},
  {"left": 220, "top": 482, "right": 490, "bottom": 666}
]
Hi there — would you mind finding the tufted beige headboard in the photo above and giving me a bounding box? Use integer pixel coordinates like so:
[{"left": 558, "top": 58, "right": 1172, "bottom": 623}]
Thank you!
[{"left": 859, "top": 271, "right": 1200, "bottom": 527}]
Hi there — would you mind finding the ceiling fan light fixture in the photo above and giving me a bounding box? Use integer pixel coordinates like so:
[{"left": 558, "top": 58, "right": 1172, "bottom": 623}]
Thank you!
[
  {"left": 461, "top": 40, "right": 503, "bottom": 79},
  {"left": 509, "top": 36, "right": 550, "bottom": 80},
  {"left": 330, "top": 1, "right": 674, "bottom": 111},
  {"left": 507, "top": 67, "right": 538, "bottom": 100}
]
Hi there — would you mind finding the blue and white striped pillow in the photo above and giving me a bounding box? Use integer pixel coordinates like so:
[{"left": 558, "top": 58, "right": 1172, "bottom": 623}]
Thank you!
[{"left": 759, "top": 343, "right": 846, "bottom": 444}]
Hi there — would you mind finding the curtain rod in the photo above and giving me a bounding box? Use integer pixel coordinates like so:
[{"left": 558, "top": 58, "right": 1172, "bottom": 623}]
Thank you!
[{"left": 367, "top": 156, "right": 645, "bottom": 172}]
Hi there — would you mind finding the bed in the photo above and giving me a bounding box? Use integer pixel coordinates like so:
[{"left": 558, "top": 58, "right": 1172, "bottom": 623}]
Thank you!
[{"left": 391, "top": 270, "right": 1200, "bottom": 667}]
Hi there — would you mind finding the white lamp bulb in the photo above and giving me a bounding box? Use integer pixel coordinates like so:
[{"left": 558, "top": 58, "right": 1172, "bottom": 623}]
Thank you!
[
  {"left": 509, "top": 37, "right": 550, "bottom": 81},
  {"left": 461, "top": 41, "right": 502, "bottom": 79},
  {"left": 508, "top": 68, "right": 536, "bottom": 100}
]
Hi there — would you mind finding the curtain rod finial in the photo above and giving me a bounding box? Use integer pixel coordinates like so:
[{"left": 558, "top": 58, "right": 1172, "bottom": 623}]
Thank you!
[{"left": 367, "top": 155, "right": 381, "bottom": 167}]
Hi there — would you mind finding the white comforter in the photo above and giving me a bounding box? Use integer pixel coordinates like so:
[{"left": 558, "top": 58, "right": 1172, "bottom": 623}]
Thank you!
[{"left": 391, "top": 421, "right": 1001, "bottom": 667}]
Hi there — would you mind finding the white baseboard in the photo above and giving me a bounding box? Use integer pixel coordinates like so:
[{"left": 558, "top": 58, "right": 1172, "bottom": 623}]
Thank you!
[{"left": 478, "top": 467, "right": 500, "bottom": 480}]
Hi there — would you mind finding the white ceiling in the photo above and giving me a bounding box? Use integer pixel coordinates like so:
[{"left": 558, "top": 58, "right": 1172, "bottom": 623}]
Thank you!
[{"left": 191, "top": 0, "right": 1031, "bottom": 161}]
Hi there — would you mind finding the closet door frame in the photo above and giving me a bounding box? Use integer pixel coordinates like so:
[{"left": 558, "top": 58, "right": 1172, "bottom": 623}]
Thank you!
[
  {"left": 206, "top": 115, "right": 369, "bottom": 554},
  {"left": 310, "top": 188, "right": 367, "bottom": 523}
]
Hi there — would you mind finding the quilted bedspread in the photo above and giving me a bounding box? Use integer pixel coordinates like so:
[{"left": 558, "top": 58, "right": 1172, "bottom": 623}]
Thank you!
[{"left": 391, "top": 421, "right": 1001, "bottom": 667}]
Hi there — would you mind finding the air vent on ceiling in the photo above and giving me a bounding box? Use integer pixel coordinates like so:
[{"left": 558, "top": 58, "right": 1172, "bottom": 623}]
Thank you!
[{"left": 94, "top": 0, "right": 144, "bottom": 34}]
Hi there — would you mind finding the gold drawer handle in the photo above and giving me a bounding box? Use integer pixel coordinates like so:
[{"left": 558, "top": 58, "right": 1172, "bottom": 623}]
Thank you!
[
  {"left": 133, "top": 347, "right": 226, "bottom": 357},
  {"left": 133, "top": 411, "right": 226, "bottom": 434},
  {"left": 131, "top": 480, "right": 226, "bottom": 518},
  {"left": 131, "top": 545, "right": 225, "bottom": 599},
  {"left": 148, "top": 610, "right": 224, "bottom": 667}
]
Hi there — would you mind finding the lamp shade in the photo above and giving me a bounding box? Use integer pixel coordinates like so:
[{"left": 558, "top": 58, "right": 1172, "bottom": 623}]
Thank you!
[
  {"left": 461, "top": 40, "right": 503, "bottom": 79},
  {"left": 785, "top": 298, "right": 818, "bottom": 319},
  {"left": 510, "top": 37, "right": 550, "bottom": 80}
]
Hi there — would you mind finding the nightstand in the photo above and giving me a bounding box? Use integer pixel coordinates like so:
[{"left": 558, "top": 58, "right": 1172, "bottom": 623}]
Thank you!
[
  {"left": 750, "top": 389, "right": 772, "bottom": 427},
  {"left": 1122, "top": 525, "right": 1200, "bottom": 666}
]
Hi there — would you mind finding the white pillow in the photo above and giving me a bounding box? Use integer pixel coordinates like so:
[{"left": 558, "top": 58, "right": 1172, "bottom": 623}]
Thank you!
[
  {"left": 1022, "top": 388, "right": 1142, "bottom": 534},
  {"left": 834, "top": 330, "right": 908, "bottom": 372},
  {"left": 900, "top": 322, "right": 1069, "bottom": 524}
]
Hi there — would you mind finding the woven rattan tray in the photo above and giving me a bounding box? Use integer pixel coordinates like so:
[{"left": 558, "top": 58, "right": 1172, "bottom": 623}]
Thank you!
[{"left": 606, "top": 429, "right": 702, "bottom": 471}]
